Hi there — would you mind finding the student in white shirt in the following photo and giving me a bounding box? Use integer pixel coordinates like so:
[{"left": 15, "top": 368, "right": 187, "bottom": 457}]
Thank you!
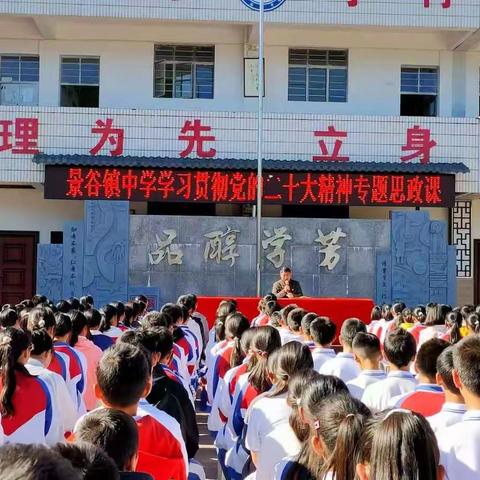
[
  {"left": 320, "top": 318, "right": 366, "bottom": 383},
  {"left": 346, "top": 332, "right": 386, "bottom": 400},
  {"left": 362, "top": 328, "right": 417, "bottom": 412},
  {"left": 438, "top": 335, "right": 480, "bottom": 480},
  {"left": 245, "top": 342, "right": 313, "bottom": 480},
  {"left": 428, "top": 346, "right": 466, "bottom": 434},
  {"left": 99, "top": 304, "right": 123, "bottom": 341},
  {"left": 299, "top": 312, "right": 318, "bottom": 350},
  {"left": 27, "top": 330, "right": 78, "bottom": 437},
  {"left": 356, "top": 409, "right": 444, "bottom": 480},
  {"left": 277, "top": 305, "right": 299, "bottom": 345},
  {"left": 284, "top": 308, "right": 307, "bottom": 344},
  {"left": 418, "top": 304, "right": 448, "bottom": 348},
  {"left": 309, "top": 317, "right": 337, "bottom": 371},
  {"left": 309, "top": 393, "right": 370, "bottom": 480}
]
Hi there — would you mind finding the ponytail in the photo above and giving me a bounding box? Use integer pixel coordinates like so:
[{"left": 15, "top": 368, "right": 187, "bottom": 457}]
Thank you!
[
  {"left": 69, "top": 310, "right": 87, "bottom": 347},
  {"left": 248, "top": 326, "right": 281, "bottom": 393},
  {"left": 446, "top": 311, "right": 463, "bottom": 344},
  {"left": 225, "top": 312, "right": 250, "bottom": 368},
  {"left": 0, "top": 328, "right": 31, "bottom": 416},
  {"left": 99, "top": 304, "right": 117, "bottom": 333},
  {"left": 466, "top": 313, "right": 480, "bottom": 334}
]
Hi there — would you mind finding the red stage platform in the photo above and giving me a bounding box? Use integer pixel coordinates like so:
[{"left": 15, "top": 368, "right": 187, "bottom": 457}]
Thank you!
[{"left": 197, "top": 296, "right": 374, "bottom": 331}]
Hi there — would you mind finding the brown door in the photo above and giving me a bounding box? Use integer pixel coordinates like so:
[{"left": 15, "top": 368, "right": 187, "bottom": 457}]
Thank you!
[{"left": 0, "top": 233, "right": 37, "bottom": 306}]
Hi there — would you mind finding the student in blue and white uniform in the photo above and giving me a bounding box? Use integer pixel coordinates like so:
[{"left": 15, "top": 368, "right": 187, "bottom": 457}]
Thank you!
[
  {"left": 320, "top": 318, "right": 366, "bottom": 383},
  {"left": 309, "top": 317, "right": 337, "bottom": 371}
]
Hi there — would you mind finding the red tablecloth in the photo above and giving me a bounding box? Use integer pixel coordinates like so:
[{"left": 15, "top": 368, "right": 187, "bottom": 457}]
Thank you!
[{"left": 197, "top": 296, "right": 374, "bottom": 331}]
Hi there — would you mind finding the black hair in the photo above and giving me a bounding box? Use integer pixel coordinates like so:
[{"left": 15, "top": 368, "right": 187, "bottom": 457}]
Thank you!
[
  {"left": 111, "top": 301, "right": 125, "bottom": 320},
  {"left": 280, "top": 266, "right": 292, "bottom": 273},
  {"left": 415, "top": 338, "right": 449, "bottom": 380},
  {"left": 352, "top": 332, "right": 381, "bottom": 359},
  {"left": 413, "top": 306, "right": 426, "bottom": 324},
  {"left": 340, "top": 318, "right": 366, "bottom": 347},
  {"left": 96, "top": 343, "right": 150, "bottom": 407},
  {"left": 310, "top": 393, "right": 370, "bottom": 480},
  {"left": 54, "top": 442, "right": 119, "bottom": 480},
  {"left": 80, "top": 295, "right": 94, "bottom": 308},
  {"left": 56, "top": 300, "right": 72, "bottom": 314},
  {"left": 69, "top": 298, "right": 80, "bottom": 311},
  {"left": 264, "top": 300, "right": 280, "bottom": 318},
  {"left": 75, "top": 408, "right": 139, "bottom": 471},
  {"left": 69, "top": 310, "right": 88, "bottom": 347},
  {"left": 0, "top": 444, "right": 81, "bottom": 480},
  {"left": 54, "top": 312, "right": 73, "bottom": 338},
  {"left": 84, "top": 309, "right": 102, "bottom": 330},
  {"left": 32, "top": 294, "right": 47, "bottom": 306},
  {"left": 452, "top": 335, "right": 480, "bottom": 396},
  {"left": 280, "top": 305, "right": 297, "bottom": 326},
  {"left": 392, "top": 302, "right": 406, "bottom": 316},
  {"left": 0, "top": 327, "right": 32, "bottom": 416},
  {"left": 177, "top": 294, "right": 196, "bottom": 313},
  {"left": 0, "top": 307, "right": 18, "bottom": 328},
  {"left": 269, "top": 311, "right": 282, "bottom": 328},
  {"left": 123, "top": 327, "right": 173, "bottom": 360},
  {"left": 436, "top": 346, "right": 461, "bottom": 395},
  {"left": 381, "top": 304, "right": 393, "bottom": 321},
  {"left": 300, "top": 312, "right": 317, "bottom": 337},
  {"left": 466, "top": 313, "right": 480, "bottom": 334},
  {"left": 142, "top": 311, "right": 173, "bottom": 330},
  {"left": 248, "top": 326, "right": 282, "bottom": 393},
  {"left": 287, "top": 308, "right": 307, "bottom": 333},
  {"left": 225, "top": 312, "right": 250, "bottom": 368},
  {"left": 99, "top": 304, "right": 117, "bottom": 333},
  {"left": 370, "top": 306, "right": 382, "bottom": 322},
  {"left": 357, "top": 410, "right": 440, "bottom": 480},
  {"left": 214, "top": 300, "right": 237, "bottom": 342},
  {"left": 160, "top": 304, "right": 183, "bottom": 325},
  {"left": 425, "top": 304, "right": 443, "bottom": 327},
  {"left": 27, "top": 306, "right": 56, "bottom": 334},
  {"left": 31, "top": 329, "right": 53, "bottom": 356},
  {"left": 123, "top": 303, "right": 135, "bottom": 328},
  {"left": 310, "top": 317, "right": 336, "bottom": 346},
  {"left": 269, "top": 341, "right": 313, "bottom": 397},
  {"left": 384, "top": 328, "right": 417, "bottom": 368}
]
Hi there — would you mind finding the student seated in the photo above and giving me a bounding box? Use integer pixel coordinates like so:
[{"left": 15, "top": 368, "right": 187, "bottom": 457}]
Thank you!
[
  {"left": 75, "top": 408, "right": 153, "bottom": 479},
  {"left": 299, "top": 312, "right": 318, "bottom": 350},
  {"left": 285, "top": 308, "right": 308, "bottom": 342},
  {"left": 309, "top": 317, "right": 337, "bottom": 371},
  {"left": 356, "top": 409, "right": 444, "bottom": 480},
  {"left": 346, "top": 332, "right": 386, "bottom": 400},
  {"left": 320, "top": 318, "right": 366, "bottom": 383},
  {"left": 427, "top": 346, "right": 466, "bottom": 434},
  {"left": 390, "top": 338, "right": 449, "bottom": 416},
  {"left": 0, "top": 444, "right": 80, "bottom": 480},
  {"left": 54, "top": 442, "right": 120, "bottom": 480},
  {"left": 362, "top": 328, "right": 417, "bottom": 412},
  {"left": 438, "top": 335, "right": 480, "bottom": 480},
  {"left": 77, "top": 342, "right": 188, "bottom": 480}
]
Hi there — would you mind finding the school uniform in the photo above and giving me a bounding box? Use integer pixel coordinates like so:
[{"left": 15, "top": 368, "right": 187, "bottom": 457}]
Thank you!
[
  {"left": 90, "top": 330, "right": 115, "bottom": 351},
  {"left": 26, "top": 358, "right": 78, "bottom": 438},
  {"left": 187, "top": 318, "right": 204, "bottom": 357},
  {"left": 418, "top": 325, "right": 447, "bottom": 348},
  {"left": 407, "top": 323, "right": 427, "bottom": 344},
  {"left": 52, "top": 341, "right": 87, "bottom": 415},
  {"left": 361, "top": 370, "right": 417, "bottom": 412},
  {"left": 273, "top": 457, "right": 296, "bottom": 480},
  {"left": 102, "top": 325, "right": 124, "bottom": 340},
  {"left": 438, "top": 410, "right": 480, "bottom": 480},
  {"left": 171, "top": 343, "right": 193, "bottom": 401},
  {"left": 188, "top": 458, "right": 206, "bottom": 480},
  {"left": 389, "top": 384, "right": 445, "bottom": 416},
  {"left": 319, "top": 352, "right": 360, "bottom": 383},
  {"left": 73, "top": 336, "right": 103, "bottom": 411},
  {"left": 278, "top": 329, "right": 300, "bottom": 345},
  {"left": 371, "top": 319, "right": 396, "bottom": 346},
  {"left": 311, "top": 347, "right": 337, "bottom": 372},
  {"left": 346, "top": 370, "right": 386, "bottom": 400},
  {"left": 1, "top": 370, "right": 60, "bottom": 445},
  {"left": 252, "top": 313, "right": 269, "bottom": 327},
  {"left": 428, "top": 403, "right": 466, "bottom": 435},
  {"left": 246, "top": 393, "right": 300, "bottom": 480},
  {"left": 135, "top": 399, "right": 189, "bottom": 480}
]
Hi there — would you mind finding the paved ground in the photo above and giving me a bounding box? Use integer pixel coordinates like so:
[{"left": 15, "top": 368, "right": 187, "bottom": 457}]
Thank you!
[{"left": 195, "top": 409, "right": 218, "bottom": 480}]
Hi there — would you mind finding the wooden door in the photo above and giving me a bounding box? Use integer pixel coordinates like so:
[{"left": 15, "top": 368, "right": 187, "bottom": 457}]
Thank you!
[{"left": 0, "top": 233, "right": 37, "bottom": 306}]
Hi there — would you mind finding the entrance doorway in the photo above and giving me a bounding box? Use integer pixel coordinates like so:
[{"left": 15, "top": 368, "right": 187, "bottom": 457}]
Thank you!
[{"left": 0, "top": 232, "right": 38, "bottom": 305}]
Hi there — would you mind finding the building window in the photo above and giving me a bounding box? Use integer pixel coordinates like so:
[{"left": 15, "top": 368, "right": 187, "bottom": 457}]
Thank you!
[
  {"left": 288, "top": 49, "right": 348, "bottom": 103},
  {"left": 0, "top": 55, "right": 39, "bottom": 106},
  {"left": 60, "top": 57, "right": 100, "bottom": 107},
  {"left": 154, "top": 45, "right": 214, "bottom": 99},
  {"left": 400, "top": 66, "right": 438, "bottom": 116}
]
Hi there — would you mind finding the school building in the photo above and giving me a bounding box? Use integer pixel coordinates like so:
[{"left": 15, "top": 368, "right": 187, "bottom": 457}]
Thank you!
[{"left": 0, "top": 0, "right": 479, "bottom": 306}]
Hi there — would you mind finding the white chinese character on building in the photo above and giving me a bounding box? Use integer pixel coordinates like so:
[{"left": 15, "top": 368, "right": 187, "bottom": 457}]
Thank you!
[
  {"left": 148, "top": 230, "right": 184, "bottom": 266},
  {"left": 263, "top": 227, "right": 292, "bottom": 268},
  {"left": 315, "top": 227, "right": 347, "bottom": 271},
  {"left": 204, "top": 226, "right": 240, "bottom": 267}
]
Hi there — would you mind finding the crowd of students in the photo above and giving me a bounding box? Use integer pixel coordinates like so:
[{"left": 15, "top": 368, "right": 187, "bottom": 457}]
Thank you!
[{"left": 0, "top": 294, "right": 480, "bottom": 479}]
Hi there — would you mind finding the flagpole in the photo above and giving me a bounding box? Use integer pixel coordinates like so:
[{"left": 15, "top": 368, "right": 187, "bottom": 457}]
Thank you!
[{"left": 256, "top": 0, "right": 265, "bottom": 297}]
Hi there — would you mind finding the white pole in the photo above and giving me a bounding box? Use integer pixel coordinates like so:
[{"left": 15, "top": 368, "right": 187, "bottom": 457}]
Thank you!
[{"left": 256, "top": 0, "right": 265, "bottom": 297}]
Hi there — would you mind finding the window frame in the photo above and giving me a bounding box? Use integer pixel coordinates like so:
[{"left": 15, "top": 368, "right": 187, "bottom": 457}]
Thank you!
[
  {"left": 287, "top": 48, "right": 349, "bottom": 103},
  {"left": 0, "top": 54, "right": 40, "bottom": 84},
  {"left": 153, "top": 44, "right": 215, "bottom": 100},
  {"left": 400, "top": 65, "right": 439, "bottom": 117}
]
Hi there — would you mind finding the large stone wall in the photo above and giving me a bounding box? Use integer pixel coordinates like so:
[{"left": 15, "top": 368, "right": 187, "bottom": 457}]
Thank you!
[{"left": 129, "top": 215, "right": 390, "bottom": 303}]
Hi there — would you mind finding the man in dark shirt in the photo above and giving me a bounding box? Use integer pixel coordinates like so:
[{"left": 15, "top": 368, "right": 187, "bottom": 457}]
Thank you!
[{"left": 272, "top": 266, "right": 303, "bottom": 298}]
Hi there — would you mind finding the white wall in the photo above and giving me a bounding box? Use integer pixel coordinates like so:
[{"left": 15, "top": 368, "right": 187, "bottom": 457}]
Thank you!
[
  {"left": 0, "top": 24, "right": 478, "bottom": 117},
  {"left": 0, "top": 188, "right": 84, "bottom": 243}
]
